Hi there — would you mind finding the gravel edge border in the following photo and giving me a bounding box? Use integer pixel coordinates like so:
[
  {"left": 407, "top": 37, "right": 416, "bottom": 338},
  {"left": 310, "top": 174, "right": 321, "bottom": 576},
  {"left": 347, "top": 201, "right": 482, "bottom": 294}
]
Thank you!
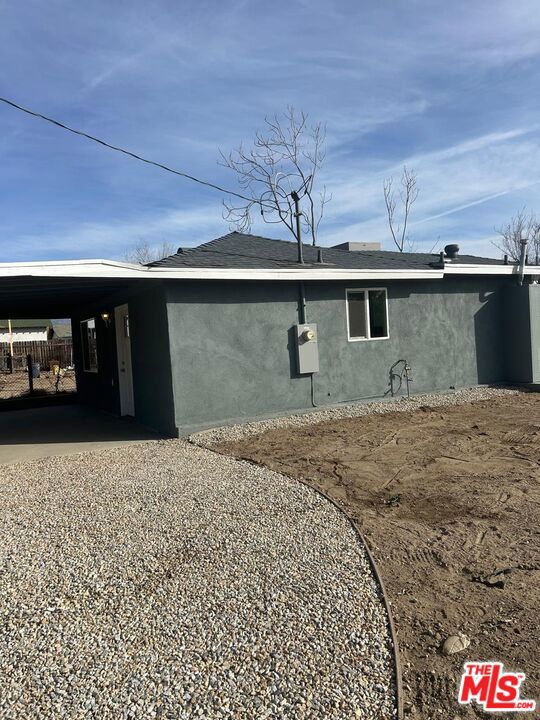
[
  {"left": 304, "top": 477, "right": 404, "bottom": 720},
  {"left": 189, "top": 386, "right": 521, "bottom": 447},
  {"left": 190, "top": 441, "right": 404, "bottom": 720}
]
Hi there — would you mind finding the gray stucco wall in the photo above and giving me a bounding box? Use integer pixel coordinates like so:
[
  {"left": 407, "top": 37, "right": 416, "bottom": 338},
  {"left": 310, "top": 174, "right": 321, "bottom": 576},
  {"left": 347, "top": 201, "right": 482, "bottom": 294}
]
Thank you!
[
  {"left": 165, "top": 277, "right": 510, "bottom": 434},
  {"left": 128, "top": 283, "right": 176, "bottom": 436},
  {"left": 504, "top": 286, "right": 532, "bottom": 382},
  {"left": 504, "top": 284, "right": 540, "bottom": 383},
  {"left": 72, "top": 281, "right": 176, "bottom": 436}
]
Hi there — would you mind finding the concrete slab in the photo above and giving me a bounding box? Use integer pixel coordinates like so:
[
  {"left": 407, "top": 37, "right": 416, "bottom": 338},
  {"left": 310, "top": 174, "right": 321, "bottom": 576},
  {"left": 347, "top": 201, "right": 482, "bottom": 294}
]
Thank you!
[{"left": 0, "top": 405, "right": 161, "bottom": 465}]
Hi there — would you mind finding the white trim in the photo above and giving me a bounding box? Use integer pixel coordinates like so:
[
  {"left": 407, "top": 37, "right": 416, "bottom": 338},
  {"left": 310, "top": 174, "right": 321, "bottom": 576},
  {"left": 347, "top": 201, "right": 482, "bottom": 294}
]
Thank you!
[
  {"left": 0, "top": 259, "right": 442, "bottom": 281},
  {"left": 345, "top": 287, "right": 390, "bottom": 342},
  {"left": 144, "top": 267, "right": 443, "bottom": 281},
  {"left": 0, "top": 258, "right": 141, "bottom": 270},
  {"left": 0, "top": 257, "right": 538, "bottom": 281},
  {"left": 443, "top": 263, "right": 539, "bottom": 275}
]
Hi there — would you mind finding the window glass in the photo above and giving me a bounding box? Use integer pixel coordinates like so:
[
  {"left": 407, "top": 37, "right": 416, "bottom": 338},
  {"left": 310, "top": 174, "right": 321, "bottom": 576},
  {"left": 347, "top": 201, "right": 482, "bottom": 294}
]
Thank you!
[
  {"left": 368, "top": 290, "right": 388, "bottom": 338},
  {"left": 347, "top": 289, "right": 389, "bottom": 340},
  {"left": 81, "top": 318, "right": 98, "bottom": 372},
  {"left": 347, "top": 291, "right": 367, "bottom": 338}
]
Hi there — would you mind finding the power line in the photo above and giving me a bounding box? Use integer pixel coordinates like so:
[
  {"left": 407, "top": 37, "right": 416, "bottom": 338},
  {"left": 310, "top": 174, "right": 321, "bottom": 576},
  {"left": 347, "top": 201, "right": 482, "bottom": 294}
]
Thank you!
[{"left": 0, "top": 95, "right": 260, "bottom": 205}]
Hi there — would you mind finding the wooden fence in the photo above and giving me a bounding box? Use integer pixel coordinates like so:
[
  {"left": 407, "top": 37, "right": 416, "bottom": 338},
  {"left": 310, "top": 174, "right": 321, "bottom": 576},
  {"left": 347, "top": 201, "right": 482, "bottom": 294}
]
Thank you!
[{"left": 0, "top": 339, "right": 73, "bottom": 372}]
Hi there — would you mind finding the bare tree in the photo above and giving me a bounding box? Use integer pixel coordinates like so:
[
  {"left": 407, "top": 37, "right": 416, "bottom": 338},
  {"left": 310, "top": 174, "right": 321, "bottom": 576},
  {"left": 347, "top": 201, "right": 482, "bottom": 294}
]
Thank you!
[
  {"left": 493, "top": 207, "right": 540, "bottom": 264},
  {"left": 124, "top": 240, "right": 176, "bottom": 265},
  {"left": 219, "top": 107, "right": 331, "bottom": 245},
  {"left": 383, "top": 166, "right": 419, "bottom": 252}
]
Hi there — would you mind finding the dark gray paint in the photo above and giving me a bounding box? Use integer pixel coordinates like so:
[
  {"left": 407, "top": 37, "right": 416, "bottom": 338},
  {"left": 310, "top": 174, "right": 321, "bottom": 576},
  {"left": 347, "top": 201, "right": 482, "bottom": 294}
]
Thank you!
[
  {"left": 128, "top": 284, "right": 176, "bottom": 436},
  {"left": 504, "top": 285, "right": 540, "bottom": 382},
  {"left": 72, "top": 313, "right": 120, "bottom": 415},
  {"left": 72, "top": 281, "right": 176, "bottom": 436},
  {"left": 165, "top": 277, "right": 511, "bottom": 434}
]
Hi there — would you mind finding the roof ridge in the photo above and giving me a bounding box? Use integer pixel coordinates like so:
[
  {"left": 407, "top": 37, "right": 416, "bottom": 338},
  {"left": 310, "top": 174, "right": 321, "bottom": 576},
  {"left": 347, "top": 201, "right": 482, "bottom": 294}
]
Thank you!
[{"left": 197, "top": 231, "right": 245, "bottom": 251}]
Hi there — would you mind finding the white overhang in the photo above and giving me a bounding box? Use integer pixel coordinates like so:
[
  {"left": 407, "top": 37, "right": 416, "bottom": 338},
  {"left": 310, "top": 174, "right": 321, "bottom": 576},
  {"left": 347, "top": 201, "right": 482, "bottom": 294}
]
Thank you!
[{"left": 0, "top": 258, "right": 538, "bottom": 281}]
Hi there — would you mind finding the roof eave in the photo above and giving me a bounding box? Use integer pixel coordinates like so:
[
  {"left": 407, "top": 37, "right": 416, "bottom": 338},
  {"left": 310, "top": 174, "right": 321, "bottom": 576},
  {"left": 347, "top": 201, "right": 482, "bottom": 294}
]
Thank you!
[
  {"left": 444, "top": 264, "right": 539, "bottom": 275},
  {"left": 0, "top": 259, "right": 538, "bottom": 281}
]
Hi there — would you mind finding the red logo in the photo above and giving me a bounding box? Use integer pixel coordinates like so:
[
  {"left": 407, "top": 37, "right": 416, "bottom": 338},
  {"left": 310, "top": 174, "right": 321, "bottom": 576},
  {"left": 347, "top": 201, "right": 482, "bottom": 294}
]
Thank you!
[{"left": 458, "top": 662, "right": 536, "bottom": 712}]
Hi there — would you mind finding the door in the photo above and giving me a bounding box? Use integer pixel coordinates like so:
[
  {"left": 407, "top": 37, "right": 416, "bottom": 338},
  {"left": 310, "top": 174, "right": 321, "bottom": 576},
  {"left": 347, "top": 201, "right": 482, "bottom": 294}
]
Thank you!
[{"left": 115, "top": 304, "right": 135, "bottom": 416}]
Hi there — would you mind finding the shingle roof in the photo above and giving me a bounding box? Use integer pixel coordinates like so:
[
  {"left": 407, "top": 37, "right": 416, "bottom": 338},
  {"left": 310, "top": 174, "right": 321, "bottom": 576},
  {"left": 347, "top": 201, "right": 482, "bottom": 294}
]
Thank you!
[{"left": 147, "top": 232, "right": 505, "bottom": 270}]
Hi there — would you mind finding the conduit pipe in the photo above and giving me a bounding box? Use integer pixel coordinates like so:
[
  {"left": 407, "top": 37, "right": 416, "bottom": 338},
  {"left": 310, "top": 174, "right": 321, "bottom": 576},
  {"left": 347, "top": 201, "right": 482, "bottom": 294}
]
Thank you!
[{"left": 518, "top": 237, "right": 529, "bottom": 286}]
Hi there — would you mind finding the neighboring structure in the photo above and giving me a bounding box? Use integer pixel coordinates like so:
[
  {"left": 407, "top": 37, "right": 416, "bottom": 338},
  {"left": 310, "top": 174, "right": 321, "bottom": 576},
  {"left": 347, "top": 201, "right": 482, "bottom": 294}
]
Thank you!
[
  {"left": 0, "top": 319, "right": 52, "bottom": 343},
  {"left": 52, "top": 321, "right": 72, "bottom": 340},
  {"left": 332, "top": 241, "right": 381, "bottom": 251},
  {"left": 0, "top": 232, "right": 538, "bottom": 435}
]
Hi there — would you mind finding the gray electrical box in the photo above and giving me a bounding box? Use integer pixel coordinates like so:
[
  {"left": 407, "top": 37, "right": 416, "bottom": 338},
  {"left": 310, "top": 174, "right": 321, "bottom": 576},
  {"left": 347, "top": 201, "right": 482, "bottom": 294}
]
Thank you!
[{"left": 295, "top": 323, "right": 319, "bottom": 374}]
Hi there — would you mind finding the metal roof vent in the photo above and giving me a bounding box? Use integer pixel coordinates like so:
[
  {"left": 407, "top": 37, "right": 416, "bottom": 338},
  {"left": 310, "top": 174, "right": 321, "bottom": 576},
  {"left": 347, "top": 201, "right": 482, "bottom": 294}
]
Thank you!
[{"left": 444, "top": 244, "right": 459, "bottom": 260}]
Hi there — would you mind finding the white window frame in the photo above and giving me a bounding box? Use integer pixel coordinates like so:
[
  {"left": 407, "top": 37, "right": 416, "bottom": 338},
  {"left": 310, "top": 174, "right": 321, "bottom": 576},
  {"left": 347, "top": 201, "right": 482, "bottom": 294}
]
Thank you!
[
  {"left": 80, "top": 317, "right": 99, "bottom": 373},
  {"left": 345, "top": 288, "right": 390, "bottom": 342}
]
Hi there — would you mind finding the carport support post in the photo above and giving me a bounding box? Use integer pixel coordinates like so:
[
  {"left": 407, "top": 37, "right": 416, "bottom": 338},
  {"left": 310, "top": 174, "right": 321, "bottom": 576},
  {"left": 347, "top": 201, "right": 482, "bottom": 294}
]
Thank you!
[{"left": 27, "top": 354, "right": 33, "bottom": 395}]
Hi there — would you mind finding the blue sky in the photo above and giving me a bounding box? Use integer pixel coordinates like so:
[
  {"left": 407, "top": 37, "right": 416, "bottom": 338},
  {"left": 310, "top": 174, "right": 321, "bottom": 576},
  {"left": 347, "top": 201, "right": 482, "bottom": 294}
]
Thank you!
[{"left": 1, "top": 0, "right": 540, "bottom": 261}]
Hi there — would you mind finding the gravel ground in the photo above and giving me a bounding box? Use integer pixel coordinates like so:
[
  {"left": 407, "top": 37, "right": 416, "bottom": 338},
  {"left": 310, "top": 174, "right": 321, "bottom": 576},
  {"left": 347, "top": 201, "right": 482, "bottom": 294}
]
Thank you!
[
  {"left": 191, "top": 386, "right": 520, "bottom": 447},
  {"left": 0, "top": 440, "right": 396, "bottom": 719}
]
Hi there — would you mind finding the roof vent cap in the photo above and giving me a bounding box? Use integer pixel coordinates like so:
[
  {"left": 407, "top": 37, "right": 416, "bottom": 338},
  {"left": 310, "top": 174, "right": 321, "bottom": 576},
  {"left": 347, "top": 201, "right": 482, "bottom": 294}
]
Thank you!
[
  {"left": 444, "top": 243, "right": 459, "bottom": 260},
  {"left": 176, "top": 247, "right": 184, "bottom": 254}
]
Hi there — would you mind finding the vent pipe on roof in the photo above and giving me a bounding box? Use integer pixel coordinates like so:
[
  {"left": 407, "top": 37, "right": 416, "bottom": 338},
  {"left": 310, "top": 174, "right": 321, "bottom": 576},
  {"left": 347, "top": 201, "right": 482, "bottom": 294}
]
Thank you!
[
  {"left": 290, "top": 190, "right": 304, "bottom": 264},
  {"left": 444, "top": 244, "right": 459, "bottom": 259},
  {"left": 518, "top": 237, "right": 528, "bottom": 286}
]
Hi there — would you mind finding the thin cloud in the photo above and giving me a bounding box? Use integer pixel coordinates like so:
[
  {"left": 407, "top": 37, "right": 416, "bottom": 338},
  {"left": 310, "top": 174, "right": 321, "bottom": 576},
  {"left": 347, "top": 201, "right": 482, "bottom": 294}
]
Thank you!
[{"left": 1, "top": 0, "right": 540, "bottom": 262}]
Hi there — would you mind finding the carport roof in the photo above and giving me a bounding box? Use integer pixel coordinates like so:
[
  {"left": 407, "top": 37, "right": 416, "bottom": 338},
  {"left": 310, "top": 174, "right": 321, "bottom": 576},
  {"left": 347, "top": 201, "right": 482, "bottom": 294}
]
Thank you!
[{"left": 0, "top": 274, "right": 141, "bottom": 318}]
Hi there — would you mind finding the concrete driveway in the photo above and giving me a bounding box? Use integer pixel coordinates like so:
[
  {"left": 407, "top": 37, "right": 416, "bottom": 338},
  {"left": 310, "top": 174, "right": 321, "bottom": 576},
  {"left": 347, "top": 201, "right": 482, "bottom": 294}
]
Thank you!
[{"left": 0, "top": 404, "right": 161, "bottom": 464}]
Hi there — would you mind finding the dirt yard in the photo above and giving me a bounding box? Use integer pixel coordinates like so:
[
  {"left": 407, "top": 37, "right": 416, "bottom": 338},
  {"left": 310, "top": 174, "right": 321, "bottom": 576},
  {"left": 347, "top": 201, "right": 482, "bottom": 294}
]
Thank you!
[{"left": 216, "top": 392, "right": 540, "bottom": 719}]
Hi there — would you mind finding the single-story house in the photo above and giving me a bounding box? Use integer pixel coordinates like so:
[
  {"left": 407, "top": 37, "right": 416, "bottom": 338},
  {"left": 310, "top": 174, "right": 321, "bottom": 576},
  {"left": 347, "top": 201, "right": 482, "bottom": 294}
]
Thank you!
[
  {"left": 0, "top": 318, "right": 53, "bottom": 343},
  {"left": 0, "top": 232, "right": 538, "bottom": 435}
]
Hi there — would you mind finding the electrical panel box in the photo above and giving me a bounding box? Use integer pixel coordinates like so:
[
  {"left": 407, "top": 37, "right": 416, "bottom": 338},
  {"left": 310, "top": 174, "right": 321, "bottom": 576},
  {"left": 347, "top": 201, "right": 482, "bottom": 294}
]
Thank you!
[{"left": 295, "top": 323, "right": 319, "bottom": 374}]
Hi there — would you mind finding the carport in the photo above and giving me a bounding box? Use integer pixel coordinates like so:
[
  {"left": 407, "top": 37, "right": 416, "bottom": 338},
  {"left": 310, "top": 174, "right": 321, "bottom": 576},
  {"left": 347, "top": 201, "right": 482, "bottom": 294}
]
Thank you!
[
  {"left": 0, "top": 259, "right": 176, "bottom": 453},
  {"left": 0, "top": 404, "right": 161, "bottom": 464}
]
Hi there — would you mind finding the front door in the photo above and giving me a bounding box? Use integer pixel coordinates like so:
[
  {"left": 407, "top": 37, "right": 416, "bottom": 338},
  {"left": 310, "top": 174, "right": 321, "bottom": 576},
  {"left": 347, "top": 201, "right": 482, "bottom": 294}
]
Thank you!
[{"left": 114, "top": 304, "right": 135, "bottom": 416}]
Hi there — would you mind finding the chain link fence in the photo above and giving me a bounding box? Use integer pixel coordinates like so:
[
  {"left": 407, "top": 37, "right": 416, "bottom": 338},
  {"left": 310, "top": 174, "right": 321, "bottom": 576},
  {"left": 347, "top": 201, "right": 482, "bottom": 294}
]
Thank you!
[{"left": 0, "top": 347, "right": 76, "bottom": 402}]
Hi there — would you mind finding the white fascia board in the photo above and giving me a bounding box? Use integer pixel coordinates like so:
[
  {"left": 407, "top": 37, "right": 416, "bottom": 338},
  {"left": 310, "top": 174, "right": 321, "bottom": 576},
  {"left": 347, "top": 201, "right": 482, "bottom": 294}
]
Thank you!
[
  {"left": 0, "top": 258, "right": 142, "bottom": 271},
  {"left": 144, "top": 267, "right": 444, "bottom": 281},
  {"left": 443, "top": 264, "right": 540, "bottom": 275},
  {"left": 0, "top": 259, "right": 145, "bottom": 279},
  {"left": 4, "top": 257, "right": 539, "bottom": 280},
  {"left": 0, "top": 260, "right": 443, "bottom": 281}
]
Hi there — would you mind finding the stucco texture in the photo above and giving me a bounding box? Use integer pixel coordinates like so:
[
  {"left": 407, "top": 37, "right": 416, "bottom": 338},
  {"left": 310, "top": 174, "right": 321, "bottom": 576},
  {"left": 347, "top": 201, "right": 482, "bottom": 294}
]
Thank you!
[{"left": 165, "top": 277, "right": 510, "bottom": 434}]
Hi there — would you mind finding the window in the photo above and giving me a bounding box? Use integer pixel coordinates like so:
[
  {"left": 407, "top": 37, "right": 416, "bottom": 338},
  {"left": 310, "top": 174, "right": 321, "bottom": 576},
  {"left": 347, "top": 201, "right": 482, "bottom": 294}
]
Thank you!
[
  {"left": 80, "top": 318, "right": 98, "bottom": 372},
  {"left": 346, "top": 288, "right": 389, "bottom": 341}
]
